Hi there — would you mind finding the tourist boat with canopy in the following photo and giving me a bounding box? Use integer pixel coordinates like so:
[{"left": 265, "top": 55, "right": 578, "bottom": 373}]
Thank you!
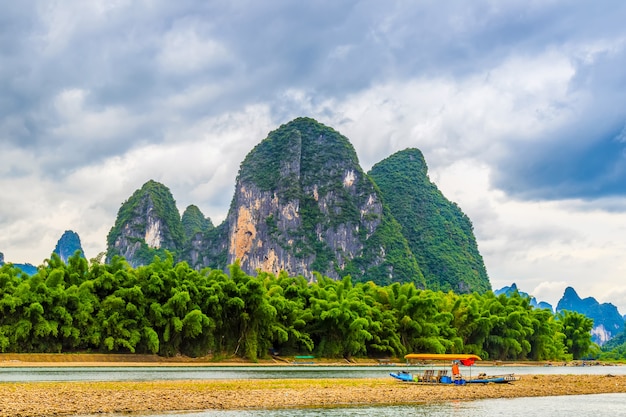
[{"left": 390, "top": 353, "right": 520, "bottom": 384}]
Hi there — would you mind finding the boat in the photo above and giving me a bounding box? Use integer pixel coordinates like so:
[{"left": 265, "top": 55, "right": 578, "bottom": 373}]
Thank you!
[
  {"left": 465, "top": 373, "right": 521, "bottom": 384},
  {"left": 390, "top": 353, "right": 519, "bottom": 384},
  {"left": 389, "top": 370, "right": 415, "bottom": 382}
]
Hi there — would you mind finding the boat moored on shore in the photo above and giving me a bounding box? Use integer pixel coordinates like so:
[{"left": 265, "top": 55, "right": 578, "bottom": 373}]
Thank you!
[{"left": 391, "top": 353, "right": 520, "bottom": 384}]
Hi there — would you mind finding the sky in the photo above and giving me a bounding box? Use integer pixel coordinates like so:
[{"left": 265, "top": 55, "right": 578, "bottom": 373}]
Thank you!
[{"left": 2, "top": 1, "right": 626, "bottom": 314}]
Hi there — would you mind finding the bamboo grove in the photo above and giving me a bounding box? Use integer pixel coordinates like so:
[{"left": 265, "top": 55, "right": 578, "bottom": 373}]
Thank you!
[{"left": 0, "top": 252, "right": 594, "bottom": 361}]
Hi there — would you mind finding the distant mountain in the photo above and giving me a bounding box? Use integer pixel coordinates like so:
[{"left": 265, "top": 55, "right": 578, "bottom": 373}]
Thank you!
[
  {"left": 0, "top": 251, "right": 37, "bottom": 275},
  {"left": 369, "top": 149, "right": 490, "bottom": 293},
  {"left": 495, "top": 284, "right": 624, "bottom": 345},
  {"left": 494, "top": 283, "right": 553, "bottom": 311},
  {"left": 556, "top": 287, "right": 624, "bottom": 346},
  {"left": 53, "top": 230, "right": 85, "bottom": 263},
  {"left": 106, "top": 117, "right": 491, "bottom": 290}
]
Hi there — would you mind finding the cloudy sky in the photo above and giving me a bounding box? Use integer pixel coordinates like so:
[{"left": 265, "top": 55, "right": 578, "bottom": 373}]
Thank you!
[{"left": 2, "top": 1, "right": 626, "bottom": 313}]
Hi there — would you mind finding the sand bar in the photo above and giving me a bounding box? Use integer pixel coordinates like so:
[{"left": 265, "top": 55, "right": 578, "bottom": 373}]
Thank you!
[{"left": 0, "top": 374, "right": 625, "bottom": 416}]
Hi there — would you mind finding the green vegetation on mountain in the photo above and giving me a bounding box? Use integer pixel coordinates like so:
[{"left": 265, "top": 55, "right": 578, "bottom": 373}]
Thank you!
[
  {"left": 0, "top": 253, "right": 592, "bottom": 361},
  {"left": 181, "top": 205, "right": 213, "bottom": 241},
  {"left": 231, "top": 118, "right": 425, "bottom": 286},
  {"left": 368, "top": 149, "right": 490, "bottom": 293},
  {"left": 107, "top": 120, "right": 490, "bottom": 294},
  {"left": 106, "top": 180, "right": 184, "bottom": 266},
  {"left": 599, "top": 330, "right": 626, "bottom": 361}
]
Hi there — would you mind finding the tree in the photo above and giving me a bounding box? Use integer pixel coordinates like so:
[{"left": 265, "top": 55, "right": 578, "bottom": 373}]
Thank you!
[{"left": 558, "top": 310, "right": 594, "bottom": 360}]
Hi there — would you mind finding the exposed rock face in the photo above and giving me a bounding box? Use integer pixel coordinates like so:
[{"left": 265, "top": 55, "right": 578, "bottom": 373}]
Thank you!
[
  {"left": 194, "top": 117, "right": 424, "bottom": 286},
  {"left": 181, "top": 204, "right": 217, "bottom": 269},
  {"left": 556, "top": 286, "right": 624, "bottom": 345},
  {"left": 109, "top": 118, "right": 493, "bottom": 290},
  {"left": 106, "top": 180, "right": 184, "bottom": 267},
  {"left": 53, "top": 230, "right": 85, "bottom": 263},
  {"left": 369, "top": 149, "right": 491, "bottom": 293}
]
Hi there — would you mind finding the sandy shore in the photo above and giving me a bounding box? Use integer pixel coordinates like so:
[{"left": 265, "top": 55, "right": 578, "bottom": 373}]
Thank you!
[
  {"left": 0, "top": 355, "right": 624, "bottom": 416},
  {"left": 0, "top": 374, "right": 625, "bottom": 416}
]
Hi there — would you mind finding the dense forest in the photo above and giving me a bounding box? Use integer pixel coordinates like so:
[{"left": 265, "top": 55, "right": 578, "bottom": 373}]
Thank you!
[{"left": 0, "top": 251, "right": 609, "bottom": 361}]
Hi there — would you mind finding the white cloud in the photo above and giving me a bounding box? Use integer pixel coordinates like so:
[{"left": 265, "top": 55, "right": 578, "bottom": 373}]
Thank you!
[
  {"left": 531, "top": 281, "right": 571, "bottom": 309},
  {"left": 51, "top": 88, "right": 139, "bottom": 142},
  {"left": 433, "top": 160, "right": 626, "bottom": 314},
  {"left": 277, "top": 48, "right": 577, "bottom": 172},
  {"left": 157, "top": 24, "right": 233, "bottom": 75}
]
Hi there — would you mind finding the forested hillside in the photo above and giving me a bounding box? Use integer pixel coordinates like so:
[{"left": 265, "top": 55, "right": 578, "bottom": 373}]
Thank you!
[{"left": 369, "top": 149, "right": 490, "bottom": 293}]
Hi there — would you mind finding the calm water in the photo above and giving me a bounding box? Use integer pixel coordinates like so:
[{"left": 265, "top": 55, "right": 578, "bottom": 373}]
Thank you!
[
  {"left": 83, "top": 394, "right": 626, "bottom": 417},
  {"left": 0, "top": 364, "right": 624, "bottom": 382}
]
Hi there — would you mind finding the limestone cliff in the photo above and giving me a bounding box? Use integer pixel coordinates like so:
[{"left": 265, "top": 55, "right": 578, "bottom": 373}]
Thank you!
[
  {"left": 106, "top": 180, "right": 184, "bottom": 267},
  {"left": 193, "top": 117, "right": 424, "bottom": 286},
  {"left": 108, "top": 118, "right": 493, "bottom": 291}
]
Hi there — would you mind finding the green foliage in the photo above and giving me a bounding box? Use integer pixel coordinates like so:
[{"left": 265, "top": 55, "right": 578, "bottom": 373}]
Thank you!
[
  {"left": 0, "top": 253, "right": 586, "bottom": 361},
  {"left": 181, "top": 205, "right": 213, "bottom": 241},
  {"left": 106, "top": 180, "right": 185, "bottom": 264},
  {"left": 598, "top": 328, "right": 626, "bottom": 361},
  {"left": 557, "top": 310, "right": 594, "bottom": 359},
  {"left": 368, "top": 149, "right": 491, "bottom": 293}
]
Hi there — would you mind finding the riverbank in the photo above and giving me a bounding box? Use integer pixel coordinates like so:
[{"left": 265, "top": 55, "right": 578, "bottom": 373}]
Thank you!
[
  {"left": 0, "top": 352, "right": 617, "bottom": 367},
  {"left": 1, "top": 374, "right": 625, "bottom": 416}
]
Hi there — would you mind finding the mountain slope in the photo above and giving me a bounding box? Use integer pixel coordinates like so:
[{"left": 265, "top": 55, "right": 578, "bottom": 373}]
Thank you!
[
  {"left": 181, "top": 205, "right": 213, "bottom": 241},
  {"left": 106, "top": 180, "right": 184, "bottom": 267},
  {"left": 195, "top": 117, "right": 425, "bottom": 286},
  {"left": 368, "top": 148, "right": 490, "bottom": 293},
  {"left": 106, "top": 118, "right": 492, "bottom": 292}
]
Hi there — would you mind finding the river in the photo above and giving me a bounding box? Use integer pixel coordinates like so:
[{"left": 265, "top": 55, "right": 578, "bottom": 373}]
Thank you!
[{"left": 1, "top": 364, "right": 624, "bottom": 382}]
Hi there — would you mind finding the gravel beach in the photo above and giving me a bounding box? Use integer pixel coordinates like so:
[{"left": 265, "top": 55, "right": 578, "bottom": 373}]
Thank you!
[{"left": 1, "top": 374, "right": 625, "bottom": 416}]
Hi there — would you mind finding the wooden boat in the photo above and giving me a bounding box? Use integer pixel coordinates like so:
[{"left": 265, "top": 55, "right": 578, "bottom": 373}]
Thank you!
[
  {"left": 466, "top": 373, "right": 521, "bottom": 384},
  {"left": 391, "top": 353, "right": 519, "bottom": 384}
]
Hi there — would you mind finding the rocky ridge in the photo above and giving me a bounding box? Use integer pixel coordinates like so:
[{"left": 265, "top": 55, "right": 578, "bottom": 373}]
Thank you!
[{"left": 106, "top": 117, "right": 489, "bottom": 291}]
